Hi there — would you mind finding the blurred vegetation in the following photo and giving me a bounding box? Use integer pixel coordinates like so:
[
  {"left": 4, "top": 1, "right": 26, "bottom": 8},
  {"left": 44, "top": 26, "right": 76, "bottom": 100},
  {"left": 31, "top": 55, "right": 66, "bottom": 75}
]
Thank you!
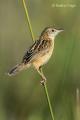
[{"left": 0, "top": 0, "right": 80, "bottom": 120}]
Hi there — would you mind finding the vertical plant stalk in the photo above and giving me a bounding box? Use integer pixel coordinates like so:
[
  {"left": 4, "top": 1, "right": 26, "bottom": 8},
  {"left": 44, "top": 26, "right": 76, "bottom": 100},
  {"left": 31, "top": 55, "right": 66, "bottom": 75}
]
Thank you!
[
  {"left": 44, "top": 82, "right": 54, "bottom": 120},
  {"left": 22, "top": 0, "right": 54, "bottom": 120},
  {"left": 22, "top": 0, "right": 35, "bottom": 41},
  {"left": 75, "top": 88, "right": 80, "bottom": 120}
]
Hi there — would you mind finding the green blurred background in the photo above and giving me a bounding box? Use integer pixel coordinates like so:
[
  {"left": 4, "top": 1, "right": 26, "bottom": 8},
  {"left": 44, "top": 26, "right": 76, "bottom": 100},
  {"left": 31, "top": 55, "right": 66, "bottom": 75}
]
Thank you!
[{"left": 0, "top": 0, "right": 80, "bottom": 120}]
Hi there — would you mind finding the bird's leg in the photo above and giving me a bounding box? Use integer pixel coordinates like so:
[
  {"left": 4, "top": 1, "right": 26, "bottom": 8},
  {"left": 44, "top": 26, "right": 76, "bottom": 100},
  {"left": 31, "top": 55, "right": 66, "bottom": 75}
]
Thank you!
[{"left": 37, "top": 66, "right": 46, "bottom": 85}]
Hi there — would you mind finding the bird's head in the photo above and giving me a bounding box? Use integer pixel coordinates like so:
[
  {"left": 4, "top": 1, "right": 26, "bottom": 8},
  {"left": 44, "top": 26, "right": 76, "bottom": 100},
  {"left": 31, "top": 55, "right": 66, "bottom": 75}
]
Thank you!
[{"left": 40, "top": 27, "right": 64, "bottom": 40}]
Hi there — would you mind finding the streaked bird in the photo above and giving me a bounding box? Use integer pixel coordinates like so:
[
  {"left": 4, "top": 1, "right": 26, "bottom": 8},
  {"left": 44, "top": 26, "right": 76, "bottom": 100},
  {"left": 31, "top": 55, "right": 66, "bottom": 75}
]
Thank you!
[{"left": 8, "top": 27, "right": 63, "bottom": 84}]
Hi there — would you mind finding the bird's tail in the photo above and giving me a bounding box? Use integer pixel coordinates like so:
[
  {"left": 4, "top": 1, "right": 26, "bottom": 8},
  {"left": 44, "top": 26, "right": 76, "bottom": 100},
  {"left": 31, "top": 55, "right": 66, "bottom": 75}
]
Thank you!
[{"left": 8, "top": 63, "right": 30, "bottom": 76}]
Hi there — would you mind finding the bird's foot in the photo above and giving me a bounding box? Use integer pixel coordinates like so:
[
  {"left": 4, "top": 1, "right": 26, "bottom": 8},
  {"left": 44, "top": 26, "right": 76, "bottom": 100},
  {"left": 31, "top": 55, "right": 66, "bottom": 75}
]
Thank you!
[{"left": 40, "top": 78, "right": 46, "bottom": 86}]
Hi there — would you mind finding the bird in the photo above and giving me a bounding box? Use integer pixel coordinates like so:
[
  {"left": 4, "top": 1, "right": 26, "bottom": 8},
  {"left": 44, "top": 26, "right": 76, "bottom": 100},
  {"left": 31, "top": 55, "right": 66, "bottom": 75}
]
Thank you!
[{"left": 8, "top": 27, "right": 63, "bottom": 84}]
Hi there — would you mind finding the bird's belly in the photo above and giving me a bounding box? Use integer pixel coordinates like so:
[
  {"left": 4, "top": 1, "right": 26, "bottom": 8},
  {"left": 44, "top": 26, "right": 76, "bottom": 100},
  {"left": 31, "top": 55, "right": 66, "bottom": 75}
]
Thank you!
[{"left": 33, "top": 47, "right": 54, "bottom": 69}]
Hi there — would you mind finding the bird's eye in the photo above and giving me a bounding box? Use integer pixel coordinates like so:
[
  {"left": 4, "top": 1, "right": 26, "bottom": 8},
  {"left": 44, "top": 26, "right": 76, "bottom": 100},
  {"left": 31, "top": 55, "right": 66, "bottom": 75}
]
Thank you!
[{"left": 52, "top": 29, "right": 54, "bottom": 32}]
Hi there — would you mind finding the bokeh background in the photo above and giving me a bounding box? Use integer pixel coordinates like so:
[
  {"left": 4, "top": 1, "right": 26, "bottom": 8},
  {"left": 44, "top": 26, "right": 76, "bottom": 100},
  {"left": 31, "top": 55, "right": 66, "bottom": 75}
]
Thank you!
[{"left": 0, "top": 0, "right": 80, "bottom": 120}]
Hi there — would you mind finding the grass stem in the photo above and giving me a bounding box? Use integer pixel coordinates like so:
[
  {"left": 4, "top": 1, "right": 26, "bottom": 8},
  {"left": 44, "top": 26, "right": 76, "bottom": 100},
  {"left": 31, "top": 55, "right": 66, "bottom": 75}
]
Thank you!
[
  {"left": 44, "top": 82, "right": 54, "bottom": 120},
  {"left": 22, "top": 0, "right": 54, "bottom": 119},
  {"left": 22, "top": 0, "right": 35, "bottom": 41}
]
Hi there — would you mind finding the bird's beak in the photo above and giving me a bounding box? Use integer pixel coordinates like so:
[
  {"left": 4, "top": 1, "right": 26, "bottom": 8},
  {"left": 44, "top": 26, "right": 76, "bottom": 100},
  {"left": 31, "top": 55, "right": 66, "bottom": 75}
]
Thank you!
[{"left": 57, "top": 29, "right": 64, "bottom": 33}]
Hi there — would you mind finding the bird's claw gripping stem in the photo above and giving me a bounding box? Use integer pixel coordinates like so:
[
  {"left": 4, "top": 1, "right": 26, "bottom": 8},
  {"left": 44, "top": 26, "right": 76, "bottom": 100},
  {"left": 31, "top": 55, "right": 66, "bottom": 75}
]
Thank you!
[{"left": 40, "top": 78, "right": 46, "bottom": 86}]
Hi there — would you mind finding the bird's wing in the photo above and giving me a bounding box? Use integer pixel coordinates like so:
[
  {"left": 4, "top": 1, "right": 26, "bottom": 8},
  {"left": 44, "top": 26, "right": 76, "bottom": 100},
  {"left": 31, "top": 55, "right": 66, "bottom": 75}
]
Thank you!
[{"left": 22, "top": 39, "right": 51, "bottom": 64}]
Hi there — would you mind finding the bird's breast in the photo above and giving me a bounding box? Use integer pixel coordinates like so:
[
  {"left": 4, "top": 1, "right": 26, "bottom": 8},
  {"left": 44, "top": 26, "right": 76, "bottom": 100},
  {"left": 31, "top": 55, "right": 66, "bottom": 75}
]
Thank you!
[{"left": 33, "top": 40, "right": 54, "bottom": 69}]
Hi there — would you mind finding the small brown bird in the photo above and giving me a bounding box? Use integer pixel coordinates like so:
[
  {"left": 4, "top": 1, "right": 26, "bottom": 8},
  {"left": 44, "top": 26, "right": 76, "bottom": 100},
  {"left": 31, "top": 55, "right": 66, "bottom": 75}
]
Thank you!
[{"left": 8, "top": 27, "right": 63, "bottom": 84}]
